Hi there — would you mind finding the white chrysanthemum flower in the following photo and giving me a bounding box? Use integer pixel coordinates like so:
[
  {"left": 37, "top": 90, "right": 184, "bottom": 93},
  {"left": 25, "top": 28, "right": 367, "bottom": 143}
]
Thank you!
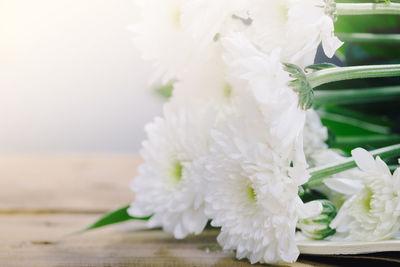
[
  {"left": 128, "top": 105, "right": 215, "bottom": 239},
  {"left": 131, "top": 0, "right": 215, "bottom": 82},
  {"left": 241, "top": 0, "right": 343, "bottom": 67},
  {"left": 328, "top": 148, "right": 400, "bottom": 241},
  {"left": 202, "top": 34, "right": 321, "bottom": 264},
  {"left": 204, "top": 102, "right": 322, "bottom": 264}
]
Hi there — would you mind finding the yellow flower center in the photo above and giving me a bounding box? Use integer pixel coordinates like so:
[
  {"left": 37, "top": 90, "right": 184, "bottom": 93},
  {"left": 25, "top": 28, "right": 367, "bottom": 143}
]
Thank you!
[
  {"left": 278, "top": 4, "right": 289, "bottom": 23},
  {"left": 170, "top": 7, "right": 181, "bottom": 28},
  {"left": 170, "top": 160, "right": 183, "bottom": 185},
  {"left": 223, "top": 83, "right": 233, "bottom": 99},
  {"left": 246, "top": 184, "right": 257, "bottom": 201}
]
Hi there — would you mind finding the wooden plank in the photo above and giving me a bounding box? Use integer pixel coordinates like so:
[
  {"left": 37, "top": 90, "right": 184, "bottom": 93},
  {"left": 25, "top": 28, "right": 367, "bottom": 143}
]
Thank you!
[
  {"left": 0, "top": 214, "right": 320, "bottom": 267},
  {"left": 0, "top": 155, "right": 142, "bottom": 212},
  {"left": 0, "top": 155, "right": 398, "bottom": 266}
]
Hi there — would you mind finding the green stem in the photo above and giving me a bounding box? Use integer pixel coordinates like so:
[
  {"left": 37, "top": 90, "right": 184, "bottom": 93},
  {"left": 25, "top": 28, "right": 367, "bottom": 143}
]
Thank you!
[
  {"left": 307, "top": 64, "right": 400, "bottom": 89},
  {"left": 303, "top": 144, "right": 400, "bottom": 189},
  {"left": 337, "top": 3, "right": 400, "bottom": 15},
  {"left": 314, "top": 86, "right": 400, "bottom": 105},
  {"left": 336, "top": 33, "right": 400, "bottom": 44}
]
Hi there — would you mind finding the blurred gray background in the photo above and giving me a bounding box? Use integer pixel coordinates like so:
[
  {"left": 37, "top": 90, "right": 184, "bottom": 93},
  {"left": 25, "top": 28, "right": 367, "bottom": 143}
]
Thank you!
[{"left": 0, "top": 0, "right": 164, "bottom": 153}]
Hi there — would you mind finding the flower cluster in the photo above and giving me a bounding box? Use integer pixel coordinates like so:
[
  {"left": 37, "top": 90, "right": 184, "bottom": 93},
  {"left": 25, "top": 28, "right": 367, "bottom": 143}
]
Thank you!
[
  {"left": 126, "top": 0, "right": 400, "bottom": 264},
  {"left": 128, "top": 0, "right": 343, "bottom": 264}
]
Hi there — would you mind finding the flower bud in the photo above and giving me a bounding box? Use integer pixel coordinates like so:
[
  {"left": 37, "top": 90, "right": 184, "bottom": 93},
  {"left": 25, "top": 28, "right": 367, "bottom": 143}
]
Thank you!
[{"left": 297, "top": 200, "right": 337, "bottom": 240}]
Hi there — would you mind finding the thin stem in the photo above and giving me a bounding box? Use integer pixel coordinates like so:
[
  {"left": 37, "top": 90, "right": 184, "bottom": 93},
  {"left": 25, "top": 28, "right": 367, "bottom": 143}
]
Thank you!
[
  {"left": 303, "top": 144, "right": 400, "bottom": 189},
  {"left": 307, "top": 64, "right": 400, "bottom": 89},
  {"left": 336, "top": 33, "right": 400, "bottom": 44},
  {"left": 314, "top": 86, "right": 400, "bottom": 105},
  {"left": 337, "top": 3, "right": 400, "bottom": 15}
]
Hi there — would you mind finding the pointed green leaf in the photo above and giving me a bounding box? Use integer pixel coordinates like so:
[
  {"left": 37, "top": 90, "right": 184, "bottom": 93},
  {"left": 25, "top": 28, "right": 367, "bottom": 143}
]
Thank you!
[
  {"left": 336, "top": 33, "right": 400, "bottom": 44},
  {"left": 314, "top": 85, "right": 400, "bottom": 105},
  {"left": 334, "top": 134, "right": 400, "bottom": 148},
  {"left": 318, "top": 109, "right": 392, "bottom": 136},
  {"left": 320, "top": 105, "right": 396, "bottom": 128},
  {"left": 83, "top": 206, "right": 151, "bottom": 232}
]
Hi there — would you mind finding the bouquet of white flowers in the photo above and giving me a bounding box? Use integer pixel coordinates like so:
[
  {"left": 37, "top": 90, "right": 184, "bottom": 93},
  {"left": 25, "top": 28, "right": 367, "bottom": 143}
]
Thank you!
[{"left": 83, "top": 0, "right": 400, "bottom": 264}]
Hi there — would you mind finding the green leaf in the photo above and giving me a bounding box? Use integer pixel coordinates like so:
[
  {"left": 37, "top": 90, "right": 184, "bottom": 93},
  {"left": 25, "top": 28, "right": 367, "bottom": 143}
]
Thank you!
[
  {"left": 334, "top": 7, "right": 400, "bottom": 62},
  {"left": 332, "top": 136, "right": 400, "bottom": 155},
  {"left": 83, "top": 206, "right": 151, "bottom": 232},
  {"left": 318, "top": 109, "right": 392, "bottom": 136},
  {"left": 316, "top": 105, "right": 399, "bottom": 153},
  {"left": 314, "top": 85, "right": 400, "bottom": 105},
  {"left": 320, "top": 105, "right": 396, "bottom": 128},
  {"left": 300, "top": 189, "right": 328, "bottom": 203},
  {"left": 334, "top": 134, "right": 400, "bottom": 148},
  {"left": 336, "top": 33, "right": 400, "bottom": 44},
  {"left": 337, "top": 2, "right": 400, "bottom": 15}
]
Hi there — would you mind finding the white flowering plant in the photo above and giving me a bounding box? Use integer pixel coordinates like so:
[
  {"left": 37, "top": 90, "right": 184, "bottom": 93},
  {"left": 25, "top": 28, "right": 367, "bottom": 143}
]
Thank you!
[{"left": 82, "top": 0, "right": 400, "bottom": 264}]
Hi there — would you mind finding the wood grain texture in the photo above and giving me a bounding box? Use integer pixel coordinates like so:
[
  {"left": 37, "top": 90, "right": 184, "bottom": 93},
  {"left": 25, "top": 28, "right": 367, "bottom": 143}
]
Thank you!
[
  {"left": 0, "top": 155, "right": 398, "bottom": 266},
  {"left": 0, "top": 214, "right": 319, "bottom": 267},
  {"left": 0, "top": 155, "right": 141, "bottom": 212}
]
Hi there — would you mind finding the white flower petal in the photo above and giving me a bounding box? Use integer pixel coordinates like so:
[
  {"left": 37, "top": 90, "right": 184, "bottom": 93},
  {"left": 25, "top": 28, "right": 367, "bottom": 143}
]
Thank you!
[
  {"left": 320, "top": 16, "right": 344, "bottom": 58},
  {"left": 297, "top": 199, "right": 323, "bottom": 219},
  {"left": 352, "top": 147, "right": 376, "bottom": 173},
  {"left": 375, "top": 156, "right": 392, "bottom": 177},
  {"left": 324, "top": 178, "right": 364, "bottom": 195}
]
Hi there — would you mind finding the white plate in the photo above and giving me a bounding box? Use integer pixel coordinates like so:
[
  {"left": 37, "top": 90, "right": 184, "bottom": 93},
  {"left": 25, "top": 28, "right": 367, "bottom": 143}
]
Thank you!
[{"left": 297, "top": 237, "right": 400, "bottom": 255}]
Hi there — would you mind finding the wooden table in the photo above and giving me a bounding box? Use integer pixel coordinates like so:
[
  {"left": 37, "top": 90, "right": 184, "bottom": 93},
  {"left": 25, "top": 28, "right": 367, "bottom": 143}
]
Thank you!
[{"left": 0, "top": 155, "right": 399, "bottom": 266}]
